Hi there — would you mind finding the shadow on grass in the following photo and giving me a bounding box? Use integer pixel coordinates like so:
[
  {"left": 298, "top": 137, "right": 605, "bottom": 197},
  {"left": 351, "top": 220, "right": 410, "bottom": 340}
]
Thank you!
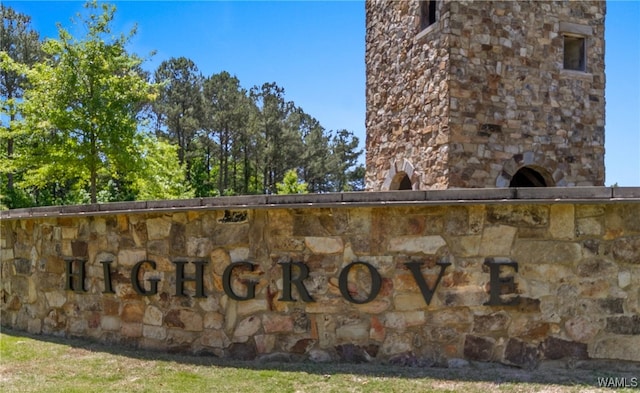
[{"left": 2, "top": 327, "right": 639, "bottom": 389}]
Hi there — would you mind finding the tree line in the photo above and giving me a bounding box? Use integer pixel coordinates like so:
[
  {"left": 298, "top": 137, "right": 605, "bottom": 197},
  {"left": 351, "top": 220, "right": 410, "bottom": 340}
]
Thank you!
[{"left": 0, "top": 2, "right": 364, "bottom": 209}]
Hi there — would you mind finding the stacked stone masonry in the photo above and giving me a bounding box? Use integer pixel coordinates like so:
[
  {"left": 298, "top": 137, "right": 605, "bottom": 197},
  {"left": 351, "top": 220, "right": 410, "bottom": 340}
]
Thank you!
[
  {"left": 2, "top": 191, "right": 639, "bottom": 367},
  {"left": 365, "top": 0, "right": 606, "bottom": 190}
]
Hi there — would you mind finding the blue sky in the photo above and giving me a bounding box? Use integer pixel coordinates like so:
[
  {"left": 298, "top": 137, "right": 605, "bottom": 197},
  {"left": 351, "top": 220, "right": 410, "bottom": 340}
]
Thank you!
[{"left": 5, "top": 0, "right": 639, "bottom": 186}]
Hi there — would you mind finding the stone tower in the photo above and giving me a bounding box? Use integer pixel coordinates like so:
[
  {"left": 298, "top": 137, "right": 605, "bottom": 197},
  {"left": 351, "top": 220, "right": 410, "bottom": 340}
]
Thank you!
[{"left": 365, "top": 0, "right": 606, "bottom": 190}]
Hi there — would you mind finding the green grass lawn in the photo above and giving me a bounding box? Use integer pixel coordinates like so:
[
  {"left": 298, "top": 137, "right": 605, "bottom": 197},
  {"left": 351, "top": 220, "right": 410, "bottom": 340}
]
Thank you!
[{"left": 1, "top": 328, "right": 636, "bottom": 392}]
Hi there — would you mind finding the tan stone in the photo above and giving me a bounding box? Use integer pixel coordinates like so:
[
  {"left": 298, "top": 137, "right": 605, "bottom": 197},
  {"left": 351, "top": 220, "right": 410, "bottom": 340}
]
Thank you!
[
  {"left": 305, "top": 237, "right": 344, "bottom": 254},
  {"left": 121, "top": 322, "right": 143, "bottom": 338},
  {"left": 262, "top": 314, "right": 294, "bottom": 334},
  {"left": 210, "top": 248, "right": 231, "bottom": 276},
  {"left": 200, "top": 330, "right": 230, "bottom": 349},
  {"left": 384, "top": 311, "right": 425, "bottom": 329},
  {"left": 101, "top": 316, "right": 121, "bottom": 331},
  {"left": 305, "top": 299, "right": 345, "bottom": 314},
  {"left": 394, "top": 293, "right": 428, "bottom": 311},
  {"left": 143, "top": 325, "right": 166, "bottom": 340},
  {"left": 187, "top": 237, "right": 213, "bottom": 257},
  {"left": 336, "top": 321, "right": 369, "bottom": 341},
  {"left": 380, "top": 332, "right": 412, "bottom": 356},
  {"left": 121, "top": 302, "right": 144, "bottom": 323},
  {"left": 393, "top": 272, "right": 420, "bottom": 292},
  {"left": 370, "top": 316, "right": 386, "bottom": 342},
  {"left": 254, "top": 334, "right": 276, "bottom": 354},
  {"left": 513, "top": 240, "right": 582, "bottom": 264},
  {"left": 45, "top": 291, "right": 67, "bottom": 308},
  {"left": 69, "top": 319, "right": 87, "bottom": 334},
  {"left": 117, "top": 249, "right": 147, "bottom": 268},
  {"left": 388, "top": 236, "right": 446, "bottom": 254},
  {"left": 578, "top": 279, "right": 609, "bottom": 298},
  {"left": 165, "top": 309, "right": 203, "bottom": 332},
  {"left": 549, "top": 205, "right": 575, "bottom": 240},
  {"left": 116, "top": 215, "right": 128, "bottom": 232},
  {"left": 92, "top": 218, "right": 107, "bottom": 235},
  {"left": 479, "top": 225, "right": 517, "bottom": 256},
  {"left": 565, "top": 317, "right": 600, "bottom": 342},
  {"left": 2, "top": 248, "right": 14, "bottom": 262},
  {"left": 146, "top": 217, "right": 172, "bottom": 240},
  {"left": 428, "top": 309, "right": 474, "bottom": 326},
  {"left": 234, "top": 315, "right": 262, "bottom": 338},
  {"left": 354, "top": 299, "right": 391, "bottom": 314},
  {"left": 143, "top": 305, "right": 163, "bottom": 326},
  {"left": 61, "top": 227, "right": 78, "bottom": 240},
  {"left": 237, "top": 299, "right": 268, "bottom": 316},
  {"left": 591, "top": 336, "right": 640, "bottom": 362},
  {"left": 618, "top": 271, "right": 631, "bottom": 289},
  {"left": 197, "top": 297, "right": 220, "bottom": 313},
  {"left": 166, "top": 329, "right": 197, "bottom": 346},
  {"left": 27, "top": 318, "right": 42, "bottom": 334},
  {"left": 204, "top": 312, "right": 224, "bottom": 330},
  {"left": 24, "top": 278, "right": 37, "bottom": 304},
  {"left": 448, "top": 236, "right": 481, "bottom": 257},
  {"left": 356, "top": 255, "right": 395, "bottom": 275},
  {"left": 181, "top": 310, "right": 203, "bottom": 332},
  {"left": 576, "top": 217, "right": 603, "bottom": 237}
]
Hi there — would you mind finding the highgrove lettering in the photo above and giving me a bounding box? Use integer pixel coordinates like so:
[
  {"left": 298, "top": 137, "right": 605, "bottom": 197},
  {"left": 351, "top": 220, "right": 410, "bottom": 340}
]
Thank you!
[{"left": 64, "top": 257, "right": 520, "bottom": 307}]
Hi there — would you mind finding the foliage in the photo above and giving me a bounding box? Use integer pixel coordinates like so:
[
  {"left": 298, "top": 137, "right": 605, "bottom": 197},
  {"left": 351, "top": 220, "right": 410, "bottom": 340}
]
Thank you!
[
  {"left": 1, "top": 2, "right": 365, "bottom": 208},
  {"left": 18, "top": 1, "right": 154, "bottom": 204},
  {"left": 152, "top": 56, "right": 203, "bottom": 187},
  {"left": 0, "top": 5, "right": 41, "bottom": 207},
  {"left": 202, "top": 71, "right": 253, "bottom": 196},
  {"left": 133, "top": 135, "right": 194, "bottom": 200},
  {"left": 276, "top": 169, "right": 308, "bottom": 195}
]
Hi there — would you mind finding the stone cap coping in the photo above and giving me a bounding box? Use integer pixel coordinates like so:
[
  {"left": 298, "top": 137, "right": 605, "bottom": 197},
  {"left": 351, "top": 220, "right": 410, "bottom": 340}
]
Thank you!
[{"left": 2, "top": 187, "right": 639, "bottom": 220}]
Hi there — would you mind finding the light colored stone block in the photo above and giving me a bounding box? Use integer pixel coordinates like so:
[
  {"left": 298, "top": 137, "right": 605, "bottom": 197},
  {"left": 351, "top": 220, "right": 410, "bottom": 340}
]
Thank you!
[
  {"left": 388, "top": 235, "right": 446, "bottom": 254},
  {"left": 305, "top": 237, "right": 344, "bottom": 254},
  {"left": 146, "top": 217, "right": 172, "bottom": 240},
  {"left": 590, "top": 335, "right": 640, "bottom": 362},
  {"left": 479, "top": 225, "right": 517, "bottom": 256},
  {"left": 143, "top": 325, "right": 167, "bottom": 340},
  {"left": 117, "top": 248, "right": 147, "bottom": 268},
  {"left": 336, "top": 322, "right": 369, "bottom": 341},
  {"left": 549, "top": 204, "right": 575, "bottom": 240},
  {"left": 101, "top": 315, "right": 121, "bottom": 331},
  {"left": 143, "top": 305, "right": 163, "bottom": 326}
]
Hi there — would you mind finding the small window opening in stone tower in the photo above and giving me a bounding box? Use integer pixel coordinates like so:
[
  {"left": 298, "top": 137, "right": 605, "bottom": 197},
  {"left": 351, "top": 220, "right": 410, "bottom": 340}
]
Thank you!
[
  {"left": 390, "top": 173, "right": 413, "bottom": 190},
  {"left": 563, "top": 35, "right": 586, "bottom": 71},
  {"left": 420, "top": 0, "right": 437, "bottom": 31},
  {"left": 509, "top": 166, "right": 552, "bottom": 187}
]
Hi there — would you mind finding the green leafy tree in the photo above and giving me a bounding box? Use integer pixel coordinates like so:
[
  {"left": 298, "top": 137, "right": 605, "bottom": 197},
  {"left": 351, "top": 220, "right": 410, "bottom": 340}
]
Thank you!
[
  {"left": 19, "top": 1, "right": 154, "bottom": 204},
  {"left": 133, "top": 135, "right": 193, "bottom": 200},
  {"left": 276, "top": 169, "right": 308, "bottom": 195},
  {"left": 0, "top": 5, "right": 41, "bottom": 206}
]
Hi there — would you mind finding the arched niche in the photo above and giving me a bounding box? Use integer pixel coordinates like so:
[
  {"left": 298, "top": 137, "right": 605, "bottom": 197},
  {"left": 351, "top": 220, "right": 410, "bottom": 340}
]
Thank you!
[
  {"left": 390, "top": 173, "right": 413, "bottom": 190},
  {"left": 509, "top": 166, "right": 555, "bottom": 187},
  {"left": 496, "top": 152, "right": 564, "bottom": 188},
  {"left": 382, "top": 158, "right": 419, "bottom": 190}
]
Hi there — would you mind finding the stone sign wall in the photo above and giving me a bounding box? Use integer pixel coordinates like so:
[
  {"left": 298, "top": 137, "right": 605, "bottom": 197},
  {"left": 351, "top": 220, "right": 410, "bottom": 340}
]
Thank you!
[{"left": 1, "top": 189, "right": 639, "bottom": 366}]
